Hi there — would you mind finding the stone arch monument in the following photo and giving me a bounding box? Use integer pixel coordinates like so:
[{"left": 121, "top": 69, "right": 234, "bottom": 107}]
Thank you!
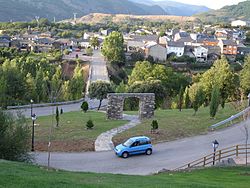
[{"left": 107, "top": 93, "right": 155, "bottom": 120}]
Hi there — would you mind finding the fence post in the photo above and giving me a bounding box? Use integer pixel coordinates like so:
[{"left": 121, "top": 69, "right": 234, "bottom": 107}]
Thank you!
[
  {"left": 219, "top": 150, "right": 221, "bottom": 162},
  {"left": 203, "top": 157, "right": 206, "bottom": 167},
  {"left": 236, "top": 145, "right": 239, "bottom": 157}
]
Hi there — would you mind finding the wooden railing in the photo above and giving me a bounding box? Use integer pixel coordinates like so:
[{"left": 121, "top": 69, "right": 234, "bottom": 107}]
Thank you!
[{"left": 175, "top": 144, "right": 250, "bottom": 171}]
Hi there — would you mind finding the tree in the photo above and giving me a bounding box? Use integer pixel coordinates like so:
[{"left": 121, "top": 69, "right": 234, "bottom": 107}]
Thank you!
[
  {"left": 0, "top": 110, "right": 31, "bottom": 162},
  {"left": 199, "top": 56, "right": 236, "bottom": 104},
  {"left": 55, "top": 106, "right": 59, "bottom": 127},
  {"left": 128, "top": 80, "right": 166, "bottom": 108},
  {"left": 151, "top": 120, "right": 159, "bottom": 130},
  {"left": 86, "top": 119, "right": 94, "bottom": 129},
  {"left": 81, "top": 101, "right": 89, "bottom": 113},
  {"left": 189, "top": 83, "right": 205, "bottom": 115},
  {"left": 178, "top": 86, "right": 184, "bottom": 111},
  {"left": 184, "top": 86, "right": 191, "bottom": 109},
  {"left": 101, "top": 31, "right": 125, "bottom": 64},
  {"left": 89, "top": 81, "right": 113, "bottom": 110},
  {"left": 240, "top": 55, "right": 250, "bottom": 95},
  {"left": 210, "top": 86, "right": 221, "bottom": 118},
  {"left": 86, "top": 47, "right": 93, "bottom": 56},
  {"left": 90, "top": 37, "right": 100, "bottom": 49},
  {"left": 69, "top": 63, "right": 85, "bottom": 100}
]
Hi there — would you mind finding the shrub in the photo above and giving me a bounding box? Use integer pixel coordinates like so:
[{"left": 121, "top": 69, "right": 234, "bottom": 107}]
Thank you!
[
  {"left": 151, "top": 120, "right": 159, "bottom": 130},
  {"left": 0, "top": 110, "right": 31, "bottom": 162},
  {"left": 86, "top": 120, "right": 94, "bottom": 129},
  {"left": 81, "top": 101, "right": 89, "bottom": 113}
]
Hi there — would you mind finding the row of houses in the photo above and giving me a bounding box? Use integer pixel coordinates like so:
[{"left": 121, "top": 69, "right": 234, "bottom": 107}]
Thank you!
[{"left": 125, "top": 27, "right": 248, "bottom": 62}]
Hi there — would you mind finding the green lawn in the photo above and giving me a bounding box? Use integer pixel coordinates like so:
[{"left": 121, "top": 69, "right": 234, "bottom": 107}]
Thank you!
[
  {"left": 1, "top": 160, "right": 250, "bottom": 188},
  {"left": 114, "top": 103, "right": 238, "bottom": 145},
  {"left": 32, "top": 111, "right": 127, "bottom": 151}
]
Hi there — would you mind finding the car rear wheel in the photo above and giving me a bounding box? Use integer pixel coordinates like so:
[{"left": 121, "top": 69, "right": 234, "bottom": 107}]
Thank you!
[
  {"left": 122, "top": 152, "right": 129, "bottom": 158},
  {"left": 145, "top": 149, "right": 152, "bottom": 155}
]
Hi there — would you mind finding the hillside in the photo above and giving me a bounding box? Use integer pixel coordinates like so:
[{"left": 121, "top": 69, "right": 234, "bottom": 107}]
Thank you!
[
  {"left": 71, "top": 13, "right": 197, "bottom": 24},
  {"left": 129, "top": 0, "right": 211, "bottom": 16},
  {"left": 196, "top": 0, "right": 250, "bottom": 23},
  {"left": 0, "top": 0, "right": 166, "bottom": 22}
]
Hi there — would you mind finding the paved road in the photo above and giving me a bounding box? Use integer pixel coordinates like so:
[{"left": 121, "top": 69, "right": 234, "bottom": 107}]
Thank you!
[{"left": 35, "top": 119, "right": 250, "bottom": 175}]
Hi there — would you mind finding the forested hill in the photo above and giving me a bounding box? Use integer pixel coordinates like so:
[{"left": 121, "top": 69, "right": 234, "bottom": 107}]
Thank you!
[
  {"left": 0, "top": 0, "right": 166, "bottom": 22},
  {"left": 196, "top": 0, "right": 250, "bottom": 23}
]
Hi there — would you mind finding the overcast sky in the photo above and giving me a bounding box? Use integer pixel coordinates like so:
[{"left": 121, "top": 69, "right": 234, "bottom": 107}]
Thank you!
[{"left": 154, "top": 0, "right": 246, "bottom": 9}]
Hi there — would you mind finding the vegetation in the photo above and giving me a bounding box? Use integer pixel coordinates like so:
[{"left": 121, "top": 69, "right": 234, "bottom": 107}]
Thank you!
[
  {"left": 0, "top": 48, "right": 86, "bottom": 108},
  {"left": 114, "top": 104, "right": 237, "bottom": 145},
  {"left": 55, "top": 106, "right": 59, "bottom": 127},
  {"left": 240, "top": 56, "right": 250, "bottom": 95},
  {"left": 101, "top": 31, "right": 125, "bottom": 65},
  {"left": 1, "top": 161, "right": 250, "bottom": 188},
  {"left": 196, "top": 1, "right": 250, "bottom": 23},
  {"left": 89, "top": 81, "right": 114, "bottom": 110},
  {"left": 86, "top": 120, "right": 94, "bottom": 130},
  {"left": 151, "top": 120, "right": 159, "bottom": 131},
  {"left": 210, "top": 86, "right": 221, "bottom": 118},
  {"left": 81, "top": 101, "right": 89, "bottom": 113},
  {"left": 0, "top": 110, "right": 31, "bottom": 162},
  {"left": 33, "top": 111, "right": 127, "bottom": 151}
]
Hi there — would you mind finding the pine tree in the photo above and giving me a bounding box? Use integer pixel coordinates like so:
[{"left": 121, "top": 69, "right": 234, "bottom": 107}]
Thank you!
[
  {"left": 178, "top": 86, "right": 184, "bottom": 111},
  {"left": 55, "top": 106, "right": 59, "bottom": 127},
  {"left": 184, "top": 87, "right": 191, "bottom": 109}
]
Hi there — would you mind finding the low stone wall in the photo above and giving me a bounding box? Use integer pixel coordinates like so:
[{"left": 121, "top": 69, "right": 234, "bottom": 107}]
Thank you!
[{"left": 107, "top": 93, "right": 155, "bottom": 120}]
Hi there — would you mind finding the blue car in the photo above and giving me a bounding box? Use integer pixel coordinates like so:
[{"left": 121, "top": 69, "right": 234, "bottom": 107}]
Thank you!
[{"left": 114, "top": 136, "right": 152, "bottom": 158}]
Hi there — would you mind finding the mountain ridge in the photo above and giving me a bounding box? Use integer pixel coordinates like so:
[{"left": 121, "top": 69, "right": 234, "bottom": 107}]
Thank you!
[
  {"left": 0, "top": 0, "right": 210, "bottom": 22},
  {"left": 196, "top": 0, "right": 250, "bottom": 23}
]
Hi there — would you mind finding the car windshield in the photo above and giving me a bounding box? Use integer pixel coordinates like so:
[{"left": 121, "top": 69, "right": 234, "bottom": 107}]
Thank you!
[{"left": 123, "top": 139, "right": 133, "bottom": 147}]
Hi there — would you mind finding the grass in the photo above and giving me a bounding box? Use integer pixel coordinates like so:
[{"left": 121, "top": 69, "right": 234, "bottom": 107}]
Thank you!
[
  {"left": 1, "top": 160, "right": 250, "bottom": 188},
  {"left": 114, "top": 103, "right": 238, "bottom": 145},
  {"left": 32, "top": 111, "right": 127, "bottom": 151}
]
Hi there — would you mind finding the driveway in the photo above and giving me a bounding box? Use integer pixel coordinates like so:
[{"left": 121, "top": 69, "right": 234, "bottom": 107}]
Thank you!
[{"left": 34, "top": 119, "right": 249, "bottom": 175}]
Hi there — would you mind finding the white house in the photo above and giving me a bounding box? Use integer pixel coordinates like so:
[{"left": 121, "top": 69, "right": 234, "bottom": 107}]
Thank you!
[
  {"left": 231, "top": 20, "right": 250, "bottom": 27},
  {"left": 144, "top": 42, "right": 167, "bottom": 61},
  {"left": 158, "top": 36, "right": 171, "bottom": 45},
  {"left": 194, "top": 46, "right": 208, "bottom": 62},
  {"left": 166, "top": 41, "right": 185, "bottom": 57}
]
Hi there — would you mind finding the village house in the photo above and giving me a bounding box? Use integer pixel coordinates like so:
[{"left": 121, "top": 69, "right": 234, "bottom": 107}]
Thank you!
[
  {"left": 231, "top": 20, "right": 250, "bottom": 27},
  {"left": 166, "top": 41, "right": 185, "bottom": 57},
  {"left": 144, "top": 42, "right": 167, "bottom": 61},
  {"left": 193, "top": 46, "right": 208, "bottom": 62},
  {"left": 126, "top": 35, "right": 158, "bottom": 52},
  {"left": 218, "top": 39, "right": 238, "bottom": 55}
]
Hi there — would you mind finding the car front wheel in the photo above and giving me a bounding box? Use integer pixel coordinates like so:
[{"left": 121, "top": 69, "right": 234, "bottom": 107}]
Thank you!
[
  {"left": 145, "top": 149, "right": 152, "bottom": 155},
  {"left": 122, "top": 152, "right": 129, "bottom": 158}
]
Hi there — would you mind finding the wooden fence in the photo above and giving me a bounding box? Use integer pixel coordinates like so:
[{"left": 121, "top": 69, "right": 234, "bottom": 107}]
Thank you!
[{"left": 175, "top": 144, "right": 250, "bottom": 171}]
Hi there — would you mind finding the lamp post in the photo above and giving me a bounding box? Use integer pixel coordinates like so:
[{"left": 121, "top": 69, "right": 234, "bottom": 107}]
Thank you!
[
  {"left": 31, "top": 113, "right": 37, "bottom": 152},
  {"left": 30, "top": 99, "right": 34, "bottom": 117},
  {"left": 212, "top": 140, "right": 219, "bottom": 165}
]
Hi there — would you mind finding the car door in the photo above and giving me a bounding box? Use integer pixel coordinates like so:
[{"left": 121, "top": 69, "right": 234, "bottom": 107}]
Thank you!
[{"left": 128, "top": 141, "right": 141, "bottom": 155}]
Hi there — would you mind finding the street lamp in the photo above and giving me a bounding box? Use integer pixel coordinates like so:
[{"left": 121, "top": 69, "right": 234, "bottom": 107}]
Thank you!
[
  {"left": 31, "top": 113, "right": 37, "bottom": 152},
  {"left": 212, "top": 140, "right": 219, "bottom": 165},
  {"left": 30, "top": 99, "right": 34, "bottom": 117}
]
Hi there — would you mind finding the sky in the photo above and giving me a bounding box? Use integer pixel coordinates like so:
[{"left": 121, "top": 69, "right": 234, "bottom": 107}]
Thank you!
[{"left": 154, "top": 0, "right": 246, "bottom": 9}]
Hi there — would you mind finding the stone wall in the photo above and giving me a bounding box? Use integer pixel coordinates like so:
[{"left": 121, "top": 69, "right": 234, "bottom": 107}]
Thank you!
[{"left": 107, "top": 93, "right": 155, "bottom": 120}]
